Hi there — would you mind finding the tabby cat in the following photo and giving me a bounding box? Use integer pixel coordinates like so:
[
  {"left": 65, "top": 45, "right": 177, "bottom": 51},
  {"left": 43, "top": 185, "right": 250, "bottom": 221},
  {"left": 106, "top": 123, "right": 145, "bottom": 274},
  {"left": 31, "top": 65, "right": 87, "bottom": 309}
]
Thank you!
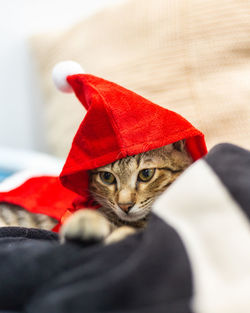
[
  {"left": 60, "top": 140, "right": 192, "bottom": 243},
  {"left": 0, "top": 140, "right": 192, "bottom": 243}
]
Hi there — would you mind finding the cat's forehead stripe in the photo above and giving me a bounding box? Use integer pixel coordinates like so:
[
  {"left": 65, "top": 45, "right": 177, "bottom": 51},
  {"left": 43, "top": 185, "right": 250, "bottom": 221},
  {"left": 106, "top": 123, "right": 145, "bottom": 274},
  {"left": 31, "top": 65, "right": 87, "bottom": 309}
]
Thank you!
[
  {"left": 143, "top": 158, "right": 153, "bottom": 164},
  {"left": 111, "top": 155, "right": 138, "bottom": 171}
]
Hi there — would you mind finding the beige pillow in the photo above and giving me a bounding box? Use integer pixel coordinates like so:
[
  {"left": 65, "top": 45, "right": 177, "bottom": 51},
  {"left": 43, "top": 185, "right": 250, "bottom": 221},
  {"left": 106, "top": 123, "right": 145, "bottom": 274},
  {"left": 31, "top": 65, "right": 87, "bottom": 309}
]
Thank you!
[{"left": 30, "top": 0, "right": 250, "bottom": 157}]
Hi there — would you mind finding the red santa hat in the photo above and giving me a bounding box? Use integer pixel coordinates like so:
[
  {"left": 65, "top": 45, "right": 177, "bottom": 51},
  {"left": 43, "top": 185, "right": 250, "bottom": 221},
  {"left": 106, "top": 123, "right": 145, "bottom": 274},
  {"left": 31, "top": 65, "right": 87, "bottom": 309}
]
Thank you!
[{"left": 52, "top": 61, "right": 207, "bottom": 198}]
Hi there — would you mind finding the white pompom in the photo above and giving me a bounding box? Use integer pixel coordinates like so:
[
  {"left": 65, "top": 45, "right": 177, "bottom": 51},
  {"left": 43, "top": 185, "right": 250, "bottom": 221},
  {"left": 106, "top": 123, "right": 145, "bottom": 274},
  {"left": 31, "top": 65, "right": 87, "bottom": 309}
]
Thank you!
[{"left": 52, "top": 61, "right": 84, "bottom": 93}]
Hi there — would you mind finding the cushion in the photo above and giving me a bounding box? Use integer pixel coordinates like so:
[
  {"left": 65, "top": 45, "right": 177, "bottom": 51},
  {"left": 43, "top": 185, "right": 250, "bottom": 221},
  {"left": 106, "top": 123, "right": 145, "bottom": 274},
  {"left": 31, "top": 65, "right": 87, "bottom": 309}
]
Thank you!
[{"left": 30, "top": 0, "right": 250, "bottom": 156}]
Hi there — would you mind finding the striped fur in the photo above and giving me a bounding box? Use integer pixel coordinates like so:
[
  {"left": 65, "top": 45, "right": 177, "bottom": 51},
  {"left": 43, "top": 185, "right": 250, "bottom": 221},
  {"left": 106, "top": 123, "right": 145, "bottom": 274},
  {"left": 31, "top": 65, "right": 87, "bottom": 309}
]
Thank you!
[{"left": 0, "top": 203, "right": 57, "bottom": 230}]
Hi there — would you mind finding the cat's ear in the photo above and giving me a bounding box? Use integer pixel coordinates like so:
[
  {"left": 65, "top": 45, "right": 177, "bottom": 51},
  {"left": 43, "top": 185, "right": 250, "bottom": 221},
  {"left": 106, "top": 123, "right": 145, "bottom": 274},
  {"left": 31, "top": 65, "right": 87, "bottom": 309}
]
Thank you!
[{"left": 173, "top": 140, "right": 186, "bottom": 152}]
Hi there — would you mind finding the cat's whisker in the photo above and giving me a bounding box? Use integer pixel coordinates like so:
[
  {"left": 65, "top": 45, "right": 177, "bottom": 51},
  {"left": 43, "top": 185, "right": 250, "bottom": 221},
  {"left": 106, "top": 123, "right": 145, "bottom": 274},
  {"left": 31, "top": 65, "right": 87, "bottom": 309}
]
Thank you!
[
  {"left": 140, "top": 198, "right": 151, "bottom": 204},
  {"left": 139, "top": 201, "right": 154, "bottom": 209}
]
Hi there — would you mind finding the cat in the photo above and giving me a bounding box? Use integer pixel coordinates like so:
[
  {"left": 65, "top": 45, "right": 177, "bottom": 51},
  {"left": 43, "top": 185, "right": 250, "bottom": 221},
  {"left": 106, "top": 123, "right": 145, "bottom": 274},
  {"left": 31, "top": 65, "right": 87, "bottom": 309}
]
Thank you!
[
  {"left": 0, "top": 140, "right": 192, "bottom": 243},
  {"left": 60, "top": 140, "right": 192, "bottom": 244},
  {"left": 0, "top": 203, "right": 57, "bottom": 230}
]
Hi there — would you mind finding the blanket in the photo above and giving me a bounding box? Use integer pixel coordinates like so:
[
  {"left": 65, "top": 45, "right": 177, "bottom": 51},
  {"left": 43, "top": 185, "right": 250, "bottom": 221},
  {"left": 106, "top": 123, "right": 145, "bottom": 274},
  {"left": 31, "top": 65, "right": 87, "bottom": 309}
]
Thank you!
[{"left": 0, "top": 143, "right": 249, "bottom": 313}]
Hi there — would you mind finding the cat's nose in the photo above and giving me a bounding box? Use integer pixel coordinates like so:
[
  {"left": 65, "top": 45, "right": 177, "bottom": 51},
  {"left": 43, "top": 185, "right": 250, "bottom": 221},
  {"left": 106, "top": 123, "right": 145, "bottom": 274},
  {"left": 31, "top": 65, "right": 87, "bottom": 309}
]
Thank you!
[{"left": 118, "top": 203, "right": 134, "bottom": 214}]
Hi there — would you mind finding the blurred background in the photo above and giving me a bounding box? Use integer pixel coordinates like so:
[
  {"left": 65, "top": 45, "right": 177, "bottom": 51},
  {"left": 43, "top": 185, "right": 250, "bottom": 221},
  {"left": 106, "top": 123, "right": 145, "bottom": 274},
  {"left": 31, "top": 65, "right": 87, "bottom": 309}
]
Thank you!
[
  {"left": 0, "top": 0, "right": 122, "bottom": 152},
  {"left": 0, "top": 0, "right": 250, "bottom": 176}
]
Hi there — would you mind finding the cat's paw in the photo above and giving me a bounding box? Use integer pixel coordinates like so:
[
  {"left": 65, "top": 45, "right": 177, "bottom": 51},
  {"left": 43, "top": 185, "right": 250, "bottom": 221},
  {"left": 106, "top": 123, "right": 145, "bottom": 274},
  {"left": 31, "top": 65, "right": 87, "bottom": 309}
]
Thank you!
[
  {"left": 104, "top": 226, "right": 136, "bottom": 245},
  {"left": 59, "top": 209, "right": 112, "bottom": 243}
]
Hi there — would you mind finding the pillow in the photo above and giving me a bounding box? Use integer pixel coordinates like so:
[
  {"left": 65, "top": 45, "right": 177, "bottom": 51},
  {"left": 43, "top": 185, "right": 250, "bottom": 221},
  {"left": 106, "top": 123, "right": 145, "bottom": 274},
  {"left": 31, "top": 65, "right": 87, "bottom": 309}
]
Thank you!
[{"left": 30, "top": 0, "right": 250, "bottom": 157}]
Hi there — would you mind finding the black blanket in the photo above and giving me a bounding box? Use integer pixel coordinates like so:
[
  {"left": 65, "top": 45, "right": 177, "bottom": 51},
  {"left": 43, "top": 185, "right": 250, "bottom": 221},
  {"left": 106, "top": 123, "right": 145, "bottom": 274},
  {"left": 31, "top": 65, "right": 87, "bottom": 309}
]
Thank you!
[{"left": 0, "top": 143, "right": 250, "bottom": 313}]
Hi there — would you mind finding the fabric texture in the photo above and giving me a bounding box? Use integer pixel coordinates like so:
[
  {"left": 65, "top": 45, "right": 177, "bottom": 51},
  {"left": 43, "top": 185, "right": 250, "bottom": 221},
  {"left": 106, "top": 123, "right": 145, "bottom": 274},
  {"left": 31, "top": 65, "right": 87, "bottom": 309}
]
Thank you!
[
  {"left": 0, "top": 176, "right": 77, "bottom": 222},
  {"left": 0, "top": 216, "right": 193, "bottom": 313},
  {"left": 154, "top": 144, "right": 250, "bottom": 313},
  {"left": 30, "top": 0, "right": 250, "bottom": 157},
  {"left": 205, "top": 143, "right": 250, "bottom": 219},
  {"left": 0, "top": 143, "right": 249, "bottom": 313}
]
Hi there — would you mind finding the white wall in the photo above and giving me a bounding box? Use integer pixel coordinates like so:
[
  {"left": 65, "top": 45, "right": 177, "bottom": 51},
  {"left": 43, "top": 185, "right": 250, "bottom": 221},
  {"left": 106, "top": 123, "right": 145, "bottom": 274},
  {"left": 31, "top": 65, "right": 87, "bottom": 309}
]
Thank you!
[{"left": 0, "top": 0, "right": 123, "bottom": 153}]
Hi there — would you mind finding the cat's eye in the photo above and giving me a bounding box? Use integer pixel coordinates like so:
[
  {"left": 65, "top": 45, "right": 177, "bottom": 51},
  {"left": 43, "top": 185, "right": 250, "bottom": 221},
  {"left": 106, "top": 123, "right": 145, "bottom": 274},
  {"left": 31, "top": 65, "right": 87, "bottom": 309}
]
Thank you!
[
  {"left": 99, "top": 171, "right": 116, "bottom": 185},
  {"left": 138, "top": 168, "right": 155, "bottom": 182}
]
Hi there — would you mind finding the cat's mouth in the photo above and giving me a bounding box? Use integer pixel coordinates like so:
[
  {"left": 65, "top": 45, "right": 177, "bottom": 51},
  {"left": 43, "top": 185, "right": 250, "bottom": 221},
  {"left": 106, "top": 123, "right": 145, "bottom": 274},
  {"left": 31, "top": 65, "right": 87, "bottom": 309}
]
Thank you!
[{"left": 115, "top": 205, "right": 148, "bottom": 222}]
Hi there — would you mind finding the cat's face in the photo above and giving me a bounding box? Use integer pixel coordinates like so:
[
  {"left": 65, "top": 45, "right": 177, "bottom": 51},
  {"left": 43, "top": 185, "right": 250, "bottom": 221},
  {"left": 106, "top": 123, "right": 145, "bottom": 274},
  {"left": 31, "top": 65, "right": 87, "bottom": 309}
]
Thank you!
[{"left": 89, "top": 141, "right": 192, "bottom": 225}]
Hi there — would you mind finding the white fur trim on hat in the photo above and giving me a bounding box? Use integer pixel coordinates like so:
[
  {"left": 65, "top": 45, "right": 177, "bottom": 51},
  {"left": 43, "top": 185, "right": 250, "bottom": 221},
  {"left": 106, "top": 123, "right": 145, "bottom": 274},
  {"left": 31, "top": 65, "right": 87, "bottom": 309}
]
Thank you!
[{"left": 52, "top": 61, "right": 84, "bottom": 93}]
